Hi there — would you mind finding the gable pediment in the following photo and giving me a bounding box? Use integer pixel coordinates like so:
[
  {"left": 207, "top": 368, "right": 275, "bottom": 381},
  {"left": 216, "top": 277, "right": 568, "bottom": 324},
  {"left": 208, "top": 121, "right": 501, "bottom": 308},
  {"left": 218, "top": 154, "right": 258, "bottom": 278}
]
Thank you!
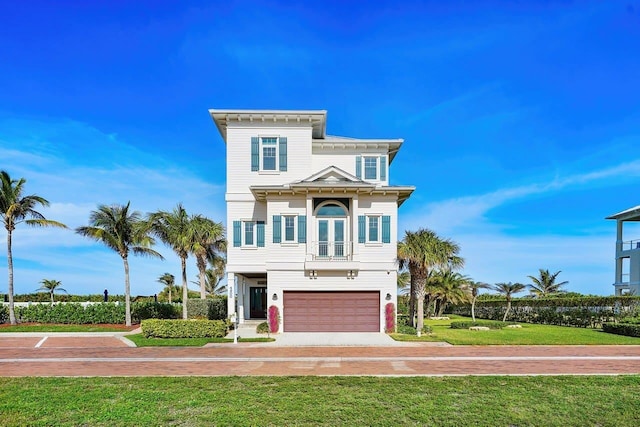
[{"left": 294, "top": 166, "right": 364, "bottom": 185}]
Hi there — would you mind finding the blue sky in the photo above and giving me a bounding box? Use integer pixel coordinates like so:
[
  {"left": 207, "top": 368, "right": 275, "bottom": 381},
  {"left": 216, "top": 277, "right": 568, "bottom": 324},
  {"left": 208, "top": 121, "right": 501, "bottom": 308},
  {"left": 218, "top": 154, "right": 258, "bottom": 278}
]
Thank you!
[{"left": 1, "top": 0, "right": 640, "bottom": 297}]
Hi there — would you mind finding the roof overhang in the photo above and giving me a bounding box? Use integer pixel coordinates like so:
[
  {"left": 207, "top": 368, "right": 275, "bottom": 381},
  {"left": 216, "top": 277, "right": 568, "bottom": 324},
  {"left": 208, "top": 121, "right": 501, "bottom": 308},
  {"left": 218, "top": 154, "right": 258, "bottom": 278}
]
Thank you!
[
  {"left": 250, "top": 184, "right": 415, "bottom": 206},
  {"left": 606, "top": 205, "right": 640, "bottom": 221},
  {"left": 313, "top": 137, "right": 404, "bottom": 163},
  {"left": 209, "top": 109, "right": 327, "bottom": 141}
]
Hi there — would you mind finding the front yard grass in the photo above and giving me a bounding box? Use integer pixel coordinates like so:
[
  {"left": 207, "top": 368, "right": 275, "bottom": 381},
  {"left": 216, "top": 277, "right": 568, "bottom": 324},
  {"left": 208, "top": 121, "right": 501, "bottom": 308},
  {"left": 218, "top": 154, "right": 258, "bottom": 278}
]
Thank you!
[
  {"left": 391, "top": 315, "right": 640, "bottom": 345},
  {"left": 126, "top": 333, "right": 274, "bottom": 346},
  {"left": 1, "top": 376, "right": 639, "bottom": 426}
]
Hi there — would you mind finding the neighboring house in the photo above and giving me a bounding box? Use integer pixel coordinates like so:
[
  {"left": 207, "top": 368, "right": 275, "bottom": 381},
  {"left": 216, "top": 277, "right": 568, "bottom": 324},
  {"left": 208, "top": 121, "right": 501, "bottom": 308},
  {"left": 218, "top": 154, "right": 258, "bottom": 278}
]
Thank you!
[
  {"left": 607, "top": 205, "right": 640, "bottom": 296},
  {"left": 210, "top": 109, "right": 414, "bottom": 332}
]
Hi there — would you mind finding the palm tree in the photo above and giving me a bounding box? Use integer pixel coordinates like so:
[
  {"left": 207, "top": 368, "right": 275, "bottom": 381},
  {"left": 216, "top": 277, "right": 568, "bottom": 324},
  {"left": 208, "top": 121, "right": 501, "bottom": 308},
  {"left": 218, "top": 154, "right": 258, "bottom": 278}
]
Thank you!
[
  {"left": 76, "top": 202, "right": 163, "bottom": 326},
  {"left": 148, "top": 204, "right": 196, "bottom": 319},
  {"left": 205, "top": 254, "right": 227, "bottom": 296},
  {"left": 431, "top": 270, "right": 471, "bottom": 317},
  {"left": 492, "top": 282, "right": 526, "bottom": 322},
  {"left": 190, "top": 216, "right": 226, "bottom": 299},
  {"left": 528, "top": 269, "right": 569, "bottom": 297},
  {"left": 36, "top": 279, "right": 67, "bottom": 304},
  {"left": 469, "top": 281, "right": 489, "bottom": 322},
  {"left": 397, "top": 268, "right": 411, "bottom": 295},
  {"left": 157, "top": 273, "right": 176, "bottom": 303},
  {"left": 398, "top": 228, "right": 463, "bottom": 334},
  {"left": 1, "top": 170, "right": 67, "bottom": 325}
]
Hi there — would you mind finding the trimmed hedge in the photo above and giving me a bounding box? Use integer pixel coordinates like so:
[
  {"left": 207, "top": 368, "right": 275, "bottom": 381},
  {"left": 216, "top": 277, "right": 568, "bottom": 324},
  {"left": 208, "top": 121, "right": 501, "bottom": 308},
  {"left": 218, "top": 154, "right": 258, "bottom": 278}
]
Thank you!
[
  {"left": 450, "top": 320, "right": 509, "bottom": 330},
  {"left": 3, "top": 293, "right": 126, "bottom": 303},
  {"left": 0, "top": 305, "right": 8, "bottom": 323},
  {"left": 141, "top": 319, "right": 229, "bottom": 338},
  {"left": 131, "top": 302, "right": 181, "bottom": 322},
  {"left": 256, "top": 321, "right": 269, "bottom": 334},
  {"left": 602, "top": 323, "right": 640, "bottom": 338},
  {"left": 186, "top": 298, "right": 227, "bottom": 320},
  {"left": 396, "top": 324, "right": 432, "bottom": 335},
  {"left": 452, "top": 296, "right": 640, "bottom": 328}
]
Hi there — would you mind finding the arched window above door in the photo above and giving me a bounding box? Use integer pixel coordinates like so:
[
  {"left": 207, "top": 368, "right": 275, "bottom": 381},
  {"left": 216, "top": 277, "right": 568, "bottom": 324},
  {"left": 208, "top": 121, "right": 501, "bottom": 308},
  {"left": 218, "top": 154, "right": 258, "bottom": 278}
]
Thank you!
[{"left": 316, "top": 203, "right": 347, "bottom": 217}]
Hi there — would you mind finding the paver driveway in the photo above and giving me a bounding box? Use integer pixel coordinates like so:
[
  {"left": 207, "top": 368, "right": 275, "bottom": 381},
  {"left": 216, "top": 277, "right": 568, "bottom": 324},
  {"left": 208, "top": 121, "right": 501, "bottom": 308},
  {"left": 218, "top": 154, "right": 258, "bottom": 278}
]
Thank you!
[{"left": 1, "top": 334, "right": 639, "bottom": 377}]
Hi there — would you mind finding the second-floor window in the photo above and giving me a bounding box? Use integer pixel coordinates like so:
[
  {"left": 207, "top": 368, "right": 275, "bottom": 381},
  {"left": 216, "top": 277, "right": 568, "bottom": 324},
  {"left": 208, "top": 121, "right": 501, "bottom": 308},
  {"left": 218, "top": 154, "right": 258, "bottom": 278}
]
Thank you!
[
  {"left": 233, "top": 220, "right": 265, "bottom": 247},
  {"left": 273, "top": 215, "right": 307, "bottom": 244},
  {"left": 356, "top": 155, "right": 387, "bottom": 182},
  {"left": 358, "top": 215, "right": 391, "bottom": 244},
  {"left": 251, "top": 136, "right": 288, "bottom": 172}
]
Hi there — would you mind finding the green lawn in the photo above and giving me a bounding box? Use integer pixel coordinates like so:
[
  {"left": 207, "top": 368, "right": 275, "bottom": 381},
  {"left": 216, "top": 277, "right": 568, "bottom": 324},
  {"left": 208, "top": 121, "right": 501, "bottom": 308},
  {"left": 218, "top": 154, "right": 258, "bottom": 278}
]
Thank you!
[
  {"left": 1, "top": 376, "right": 639, "bottom": 426},
  {"left": 391, "top": 315, "right": 640, "bottom": 345},
  {"left": 0, "top": 324, "right": 134, "bottom": 333},
  {"left": 126, "top": 333, "right": 274, "bottom": 347}
]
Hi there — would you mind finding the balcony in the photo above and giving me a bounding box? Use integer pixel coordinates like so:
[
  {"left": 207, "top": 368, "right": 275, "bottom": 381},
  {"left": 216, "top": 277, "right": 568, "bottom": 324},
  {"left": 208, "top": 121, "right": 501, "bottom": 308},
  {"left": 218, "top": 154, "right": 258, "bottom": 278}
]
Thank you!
[
  {"left": 305, "top": 241, "right": 360, "bottom": 272},
  {"left": 621, "top": 239, "right": 640, "bottom": 251}
]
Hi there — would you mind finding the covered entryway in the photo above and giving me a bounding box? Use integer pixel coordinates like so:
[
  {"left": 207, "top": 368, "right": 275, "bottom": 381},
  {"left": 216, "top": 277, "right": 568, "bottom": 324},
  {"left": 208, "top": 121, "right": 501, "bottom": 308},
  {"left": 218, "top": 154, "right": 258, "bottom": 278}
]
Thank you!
[{"left": 283, "top": 291, "right": 380, "bottom": 332}]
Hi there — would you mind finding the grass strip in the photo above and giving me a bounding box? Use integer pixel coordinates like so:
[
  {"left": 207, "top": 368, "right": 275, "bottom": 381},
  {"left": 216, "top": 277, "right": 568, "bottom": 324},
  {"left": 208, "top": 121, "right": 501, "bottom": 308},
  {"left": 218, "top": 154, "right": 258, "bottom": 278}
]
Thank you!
[
  {"left": 126, "top": 333, "right": 274, "bottom": 347},
  {"left": 0, "top": 376, "right": 638, "bottom": 426}
]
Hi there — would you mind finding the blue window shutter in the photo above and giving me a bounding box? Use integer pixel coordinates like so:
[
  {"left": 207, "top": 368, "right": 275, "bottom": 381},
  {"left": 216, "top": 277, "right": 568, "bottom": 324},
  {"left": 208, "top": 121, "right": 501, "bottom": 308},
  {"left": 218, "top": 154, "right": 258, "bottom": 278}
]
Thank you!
[
  {"left": 358, "top": 215, "right": 366, "bottom": 243},
  {"left": 355, "top": 156, "right": 362, "bottom": 179},
  {"left": 233, "top": 221, "right": 241, "bottom": 247},
  {"left": 380, "top": 156, "right": 387, "bottom": 182},
  {"left": 251, "top": 137, "right": 259, "bottom": 171},
  {"left": 298, "top": 215, "right": 306, "bottom": 243},
  {"left": 279, "top": 137, "right": 287, "bottom": 171},
  {"left": 273, "top": 215, "right": 281, "bottom": 243},
  {"left": 382, "top": 216, "right": 391, "bottom": 243},
  {"left": 257, "top": 221, "right": 265, "bottom": 247}
]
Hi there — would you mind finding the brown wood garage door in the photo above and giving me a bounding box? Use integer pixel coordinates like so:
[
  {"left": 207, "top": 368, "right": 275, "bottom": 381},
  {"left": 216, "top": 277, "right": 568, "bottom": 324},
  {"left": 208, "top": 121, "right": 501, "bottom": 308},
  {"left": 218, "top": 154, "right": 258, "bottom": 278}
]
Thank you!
[{"left": 283, "top": 291, "right": 380, "bottom": 332}]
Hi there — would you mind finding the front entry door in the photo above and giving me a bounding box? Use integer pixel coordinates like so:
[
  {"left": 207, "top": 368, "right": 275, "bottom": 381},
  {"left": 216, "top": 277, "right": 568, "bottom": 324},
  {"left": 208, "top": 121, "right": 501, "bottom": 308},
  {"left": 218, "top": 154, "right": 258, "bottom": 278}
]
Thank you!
[
  {"left": 249, "top": 287, "right": 267, "bottom": 318},
  {"left": 318, "top": 218, "right": 346, "bottom": 258}
]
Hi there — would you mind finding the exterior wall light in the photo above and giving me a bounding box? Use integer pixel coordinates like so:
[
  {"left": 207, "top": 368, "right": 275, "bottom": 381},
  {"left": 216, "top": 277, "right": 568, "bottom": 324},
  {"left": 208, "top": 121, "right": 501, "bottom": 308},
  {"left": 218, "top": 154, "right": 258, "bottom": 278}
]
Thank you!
[
  {"left": 385, "top": 293, "right": 392, "bottom": 301},
  {"left": 272, "top": 293, "right": 278, "bottom": 301}
]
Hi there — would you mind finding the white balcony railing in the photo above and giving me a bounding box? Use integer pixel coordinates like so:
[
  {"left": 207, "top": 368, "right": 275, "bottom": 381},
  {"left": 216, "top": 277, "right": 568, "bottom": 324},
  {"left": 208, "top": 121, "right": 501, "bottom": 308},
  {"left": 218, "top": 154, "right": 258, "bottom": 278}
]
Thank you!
[
  {"left": 621, "top": 239, "right": 640, "bottom": 251},
  {"left": 309, "top": 241, "right": 353, "bottom": 261}
]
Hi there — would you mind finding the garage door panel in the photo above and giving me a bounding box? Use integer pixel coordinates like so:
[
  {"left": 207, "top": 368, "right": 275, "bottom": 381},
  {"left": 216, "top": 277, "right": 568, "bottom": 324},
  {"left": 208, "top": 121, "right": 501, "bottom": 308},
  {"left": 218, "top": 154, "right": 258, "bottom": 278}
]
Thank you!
[{"left": 283, "top": 291, "right": 380, "bottom": 332}]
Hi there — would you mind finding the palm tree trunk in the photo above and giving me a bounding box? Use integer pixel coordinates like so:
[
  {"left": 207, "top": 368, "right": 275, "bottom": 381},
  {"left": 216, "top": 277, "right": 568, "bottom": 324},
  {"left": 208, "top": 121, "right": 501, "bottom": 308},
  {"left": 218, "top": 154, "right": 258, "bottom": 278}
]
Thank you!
[
  {"left": 181, "top": 256, "right": 188, "bottom": 319},
  {"left": 408, "top": 271, "right": 416, "bottom": 327},
  {"left": 503, "top": 299, "right": 511, "bottom": 322},
  {"left": 471, "top": 297, "right": 476, "bottom": 322},
  {"left": 123, "top": 257, "right": 132, "bottom": 327},
  {"left": 7, "top": 229, "right": 17, "bottom": 325},
  {"left": 50, "top": 291, "right": 54, "bottom": 305},
  {"left": 197, "top": 255, "right": 206, "bottom": 299},
  {"left": 168, "top": 288, "right": 172, "bottom": 304}
]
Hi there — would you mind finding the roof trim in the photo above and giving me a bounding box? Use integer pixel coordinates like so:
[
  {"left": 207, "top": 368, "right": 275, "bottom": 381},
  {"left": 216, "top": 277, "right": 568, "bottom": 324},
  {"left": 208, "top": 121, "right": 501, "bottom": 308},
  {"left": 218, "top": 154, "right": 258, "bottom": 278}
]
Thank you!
[
  {"left": 209, "top": 109, "right": 327, "bottom": 140},
  {"left": 249, "top": 184, "right": 415, "bottom": 206},
  {"left": 606, "top": 205, "right": 640, "bottom": 221}
]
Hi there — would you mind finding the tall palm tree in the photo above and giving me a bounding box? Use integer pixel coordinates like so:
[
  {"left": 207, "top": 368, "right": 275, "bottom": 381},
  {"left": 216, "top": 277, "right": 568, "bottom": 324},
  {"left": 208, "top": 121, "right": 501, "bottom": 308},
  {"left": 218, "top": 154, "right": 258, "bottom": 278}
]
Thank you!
[
  {"left": 36, "top": 279, "right": 67, "bottom": 304},
  {"left": 76, "top": 202, "right": 162, "bottom": 326},
  {"left": 397, "top": 268, "right": 411, "bottom": 295},
  {"left": 205, "top": 254, "right": 227, "bottom": 296},
  {"left": 398, "top": 228, "right": 463, "bottom": 334},
  {"left": 190, "top": 216, "right": 226, "bottom": 299},
  {"left": 157, "top": 272, "right": 176, "bottom": 303},
  {"left": 528, "top": 269, "right": 569, "bottom": 297},
  {"left": 492, "top": 282, "right": 526, "bottom": 322},
  {"left": 1, "top": 170, "right": 67, "bottom": 325},
  {"left": 148, "top": 204, "right": 196, "bottom": 319},
  {"left": 469, "top": 281, "right": 489, "bottom": 322}
]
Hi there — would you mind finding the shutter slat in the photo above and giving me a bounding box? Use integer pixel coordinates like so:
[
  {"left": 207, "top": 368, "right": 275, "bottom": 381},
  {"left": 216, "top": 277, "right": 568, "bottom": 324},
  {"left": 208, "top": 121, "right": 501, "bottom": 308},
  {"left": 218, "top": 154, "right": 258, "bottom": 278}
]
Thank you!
[
  {"left": 355, "top": 156, "right": 362, "bottom": 179},
  {"left": 233, "top": 221, "right": 241, "bottom": 247},
  {"left": 251, "top": 137, "right": 259, "bottom": 171},
  {"left": 358, "top": 215, "right": 366, "bottom": 243},
  {"left": 298, "top": 215, "right": 306, "bottom": 243},
  {"left": 273, "top": 215, "right": 281, "bottom": 243},
  {"left": 279, "top": 137, "right": 287, "bottom": 171},
  {"left": 380, "top": 156, "right": 387, "bottom": 182},
  {"left": 257, "top": 221, "right": 265, "bottom": 247},
  {"left": 382, "top": 216, "right": 391, "bottom": 243}
]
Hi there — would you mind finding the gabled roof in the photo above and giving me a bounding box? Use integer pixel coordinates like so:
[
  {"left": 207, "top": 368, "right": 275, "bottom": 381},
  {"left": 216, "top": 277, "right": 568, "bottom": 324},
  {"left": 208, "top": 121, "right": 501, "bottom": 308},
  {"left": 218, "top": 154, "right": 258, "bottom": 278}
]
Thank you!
[
  {"left": 292, "top": 165, "right": 368, "bottom": 185},
  {"left": 209, "top": 109, "right": 327, "bottom": 140},
  {"left": 606, "top": 205, "right": 640, "bottom": 221}
]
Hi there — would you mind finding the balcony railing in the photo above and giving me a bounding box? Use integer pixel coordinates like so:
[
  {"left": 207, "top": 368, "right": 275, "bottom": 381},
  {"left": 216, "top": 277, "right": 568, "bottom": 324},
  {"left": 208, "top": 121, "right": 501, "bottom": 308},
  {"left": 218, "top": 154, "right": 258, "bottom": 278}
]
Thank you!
[
  {"left": 309, "top": 241, "right": 353, "bottom": 261},
  {"left": 621, "top": 239, "right": 640, "bottom": 251}
]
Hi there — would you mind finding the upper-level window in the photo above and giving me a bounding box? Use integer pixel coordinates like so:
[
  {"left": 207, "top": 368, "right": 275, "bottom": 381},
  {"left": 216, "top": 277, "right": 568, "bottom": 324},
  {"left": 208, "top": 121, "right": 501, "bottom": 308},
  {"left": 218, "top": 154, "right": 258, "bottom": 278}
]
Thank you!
[
  {"left": 356, "top": 155, "right": 387, "bottom": 182},
  {"left": 251, "top": 136, "right": 287, "bottom": 172},
  {"left": 261, "top": 137, "right": 277, "bottom": 171},
  {"left": 368, "top": 216, "right": 379, "bottom": 242},
  {"left": 284, "top": 215, "right": 296, "bottom": 242},
  {"left": 316, "top": 203, "right": 347, "bottom": 217},
  {"left": 233, "top": 220, "right": 265, "bottom": 247},
  {"left": 244, "top": 221, "right": 256, "bottom": 246}
]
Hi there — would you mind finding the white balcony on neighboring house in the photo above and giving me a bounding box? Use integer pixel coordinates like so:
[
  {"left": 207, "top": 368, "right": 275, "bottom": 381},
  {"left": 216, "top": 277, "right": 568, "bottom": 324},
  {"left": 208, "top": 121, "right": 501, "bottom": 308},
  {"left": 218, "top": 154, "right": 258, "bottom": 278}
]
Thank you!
[
  {"left": 619, "top": 239, "right": 640, "bottom": 253},
  {"left": 607, "top": 205, "right": 640, "bottom": 296},
  {"left": 305, "top": 241, "right": 360, "bottom": 272}
]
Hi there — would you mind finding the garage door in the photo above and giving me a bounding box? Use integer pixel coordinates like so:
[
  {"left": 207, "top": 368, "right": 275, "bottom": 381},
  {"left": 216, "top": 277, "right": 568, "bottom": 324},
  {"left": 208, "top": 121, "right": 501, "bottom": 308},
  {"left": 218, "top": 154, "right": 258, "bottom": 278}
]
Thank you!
[{"left": 283, "top": 291, "right": 380, "bottom": 332}]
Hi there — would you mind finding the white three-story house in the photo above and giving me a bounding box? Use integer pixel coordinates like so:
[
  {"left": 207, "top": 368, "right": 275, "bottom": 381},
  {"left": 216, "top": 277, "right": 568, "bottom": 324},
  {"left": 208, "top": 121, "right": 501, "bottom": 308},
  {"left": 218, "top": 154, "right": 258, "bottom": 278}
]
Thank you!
[{"left": 210, "top": 109, "right": 414, "bottom": 332}]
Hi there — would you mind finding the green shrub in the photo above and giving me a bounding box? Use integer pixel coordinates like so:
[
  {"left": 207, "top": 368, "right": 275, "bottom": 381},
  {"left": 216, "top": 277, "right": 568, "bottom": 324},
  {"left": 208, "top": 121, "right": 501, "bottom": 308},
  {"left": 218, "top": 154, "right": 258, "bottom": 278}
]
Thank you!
[
  {"left": 17, "top": 303, "right": 125, "bottom": 324},
  {"left": 141, "top": 319, "right": 229, "bottom": 338},
  {"left": 396, "top": 324, "right": 432, "bottom": 335},
  {"left": 450, "top": 320, "right": 508, "bottom": 330},
  {"left": 186, "top": 298, "right": 227, "bottom": 320},
  {"left": 0, "top": 305, "right": 7, "bottom": 323},
  {"left": 10, "top": 293, "right": 126, "bottom": 303},
  {"left": 602, "top": 322, "right": 640, "bottom": 338},
  {"left": 256, "top": 321, "right": 269, "bottom": 334},
  {"left": 132, "top": 302, "right": 181, "bottom": 322}
]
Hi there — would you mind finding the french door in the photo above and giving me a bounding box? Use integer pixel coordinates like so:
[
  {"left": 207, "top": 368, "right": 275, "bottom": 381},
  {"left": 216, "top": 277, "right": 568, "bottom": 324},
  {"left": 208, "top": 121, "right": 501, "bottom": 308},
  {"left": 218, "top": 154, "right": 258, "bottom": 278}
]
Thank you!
[{"left": 318, "top": 218, "right": 346, "bottom": 258}]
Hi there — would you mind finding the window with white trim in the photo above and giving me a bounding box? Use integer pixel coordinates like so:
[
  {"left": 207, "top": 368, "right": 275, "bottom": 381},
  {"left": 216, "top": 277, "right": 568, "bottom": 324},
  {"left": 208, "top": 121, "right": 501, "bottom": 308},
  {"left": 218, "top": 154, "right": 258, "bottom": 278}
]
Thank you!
[
  {"left": 261, "top": 137, "right": 277, "bottom": 171},
  {"left": 356, "top": 155, "right": 387, "bottom": 181},
  {"left": 364, "top": 157, "right": 377, "bottom": 180},
  {"left": 367, "top": 216, "right": 380, "bottom": 242},
  {"left": 284, "top": 215, "right": 296, "bottom": 242},
  {"left": 244, "top": 221, "right": 256, "bottom": 246}
]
